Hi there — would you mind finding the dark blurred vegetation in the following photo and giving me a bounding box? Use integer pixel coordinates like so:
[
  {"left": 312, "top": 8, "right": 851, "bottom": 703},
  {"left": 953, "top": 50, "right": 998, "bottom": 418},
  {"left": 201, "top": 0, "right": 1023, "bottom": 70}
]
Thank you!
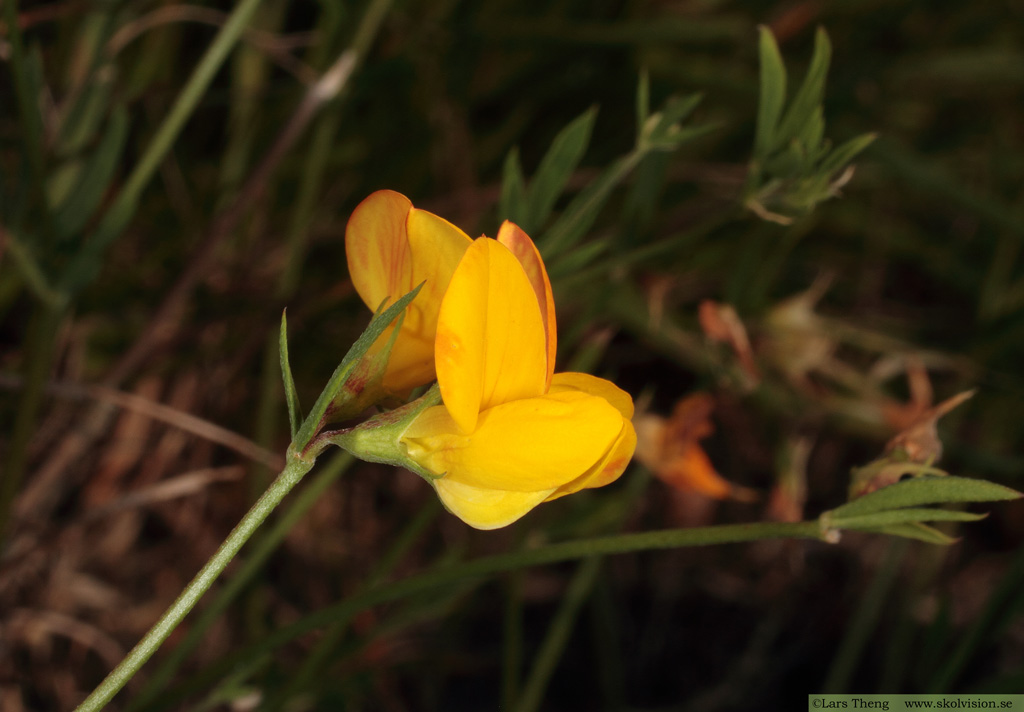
[{"left": 2, "top": 1, "right": 1024, "bottom": 710}]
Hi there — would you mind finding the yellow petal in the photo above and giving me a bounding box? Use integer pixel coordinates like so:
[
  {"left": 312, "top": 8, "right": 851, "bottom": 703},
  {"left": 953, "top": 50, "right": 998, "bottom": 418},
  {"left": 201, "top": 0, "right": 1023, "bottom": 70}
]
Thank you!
[
  {"left": 435, "top": 239, "right": 547, "bottom": 433},
  {"left": 405, "top": 207, "right": 473, "bottom": 336},
  {"left": 496, "top": 221, "right": 557, "bottom": 385},
  {"left": 345, "top": 190, "right": 413, "bottom": 312},
  {"left": 545, "top": 419, "right": 636, "bottom": 501},
  {"left": 433, "top": 478, "right": 555, "bottom": 530},
  {"left": 371, "top": 325, "right": 435, "bottom": 394},
  {"left": 549, "top": 372, "right": 635, "bottom": 419},
  {"left": 401, "top": 390, "right": 622, "bottom": 491}
]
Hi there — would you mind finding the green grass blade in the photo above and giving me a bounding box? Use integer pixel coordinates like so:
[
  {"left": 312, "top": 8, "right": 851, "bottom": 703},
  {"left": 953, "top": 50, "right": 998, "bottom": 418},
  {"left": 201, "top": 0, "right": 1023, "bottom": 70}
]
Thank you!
[
  {"left": 500, "top": 147, "right": 528, "bottom": 224},
  {"left": 635, "top": 69, "right": 651, "bottom": 142},
  {"left": 755, "top": 26, "right": 787, "bottom": 159},
  {"left": 513, "top": 557, "right": 601, "bottom": 712},
  {"left": 53, "top": 106, "right": 129, "bottom": 239},
  {"left": 58, "top": 0, "right": 267, "bottom": 295}
]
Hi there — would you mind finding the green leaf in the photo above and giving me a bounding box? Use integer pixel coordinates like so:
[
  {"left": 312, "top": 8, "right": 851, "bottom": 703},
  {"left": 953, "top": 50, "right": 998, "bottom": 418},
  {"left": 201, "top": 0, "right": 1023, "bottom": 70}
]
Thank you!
[
  {"left": 871, "top": 522, "right": 960, "bottom": 546},
  {"left": 818, "top": 132, "right": 877, "bottom": 175},
  {"left": 830, "top": 507, "right": 987, "bottom": 531},
  {"left": 635, "top": 69, "right": 651, "bottom": 143},
  {"left": 800, "top": 107, "right": 825, "bottom": 160},
  {"left": 645, "top": 93, "right": 705, "bottom": 148},
  {"left": 53, "top": 105, "right": 130, "bottom": 239},
  {"left": 525, "top": 106, "right": 598, "bottom": 232},
  {"left": 542, "top": 153, "right": 639, "bottom": 257},
  {"left": 774, "top": 27, "right": 831, "bottom": 151},
  {"left": 279, "top": 309, "right": 302, "bottom": 439},
  {"left": 831, "top": 476, "right": 1021, "bottom": 519},
  {"left": 293, "top": 283, "right": 423, "bottom": 450},
  {"left": 755, "top": 26, "right": 787, "bottom": 159},
  {"left": 500, "top": 147, "right": 527, "bottom": 224}
]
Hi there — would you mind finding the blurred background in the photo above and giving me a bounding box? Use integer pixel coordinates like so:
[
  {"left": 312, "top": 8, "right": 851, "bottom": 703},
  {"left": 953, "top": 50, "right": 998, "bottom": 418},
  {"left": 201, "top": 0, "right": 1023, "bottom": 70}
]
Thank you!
[{"left": 2, "top": 1, "right": 1024, "bottom": 710}]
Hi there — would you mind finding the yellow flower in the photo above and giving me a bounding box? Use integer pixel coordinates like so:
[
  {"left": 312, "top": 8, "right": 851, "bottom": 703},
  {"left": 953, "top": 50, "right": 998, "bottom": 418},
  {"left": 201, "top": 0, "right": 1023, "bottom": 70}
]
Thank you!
[
  {"left": 400, "top": 229, "right": 636, "bottom": 529},
  {"left": 345, "top": 190, "right": 472, "bottom": 393}
]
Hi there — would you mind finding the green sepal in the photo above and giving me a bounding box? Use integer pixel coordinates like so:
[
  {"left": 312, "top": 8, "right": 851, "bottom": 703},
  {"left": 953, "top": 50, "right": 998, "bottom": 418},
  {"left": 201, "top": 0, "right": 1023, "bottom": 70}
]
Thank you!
[
  {"left": 318, "top": 383, "right": 443, "bottom": 481},
  {"left": 292, "top": 283, "right": 422, "bottom": 451},
  {"left": 324, "top": 306, "right": 407, "bottom": 423},
  {"left": 279, "top": 309, "right": 302, "bottom": 439}
]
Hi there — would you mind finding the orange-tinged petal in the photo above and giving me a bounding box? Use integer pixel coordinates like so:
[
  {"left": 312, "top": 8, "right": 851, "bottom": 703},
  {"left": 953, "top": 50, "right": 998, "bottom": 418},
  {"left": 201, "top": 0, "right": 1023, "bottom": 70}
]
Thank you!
[
  {"left": 433, "top": 478, "right": 556, "bottom": 530},
  {"left": 346, "top": 192, "right": 472, "bottom": 393},
  {"left": 402, "top": 390, "right": 622, "bottom": 491},
  {"left": 546, "top": 418, "right": 637, "bottom": 501},
  {"left": 345, "top": 190, "right": 414, "bottom": 312},
  {"left": 435, "top": 239, "right": 547, "bottom": 433},
  {"left": 496, "top": 221, "right": 557, "bottom": 384},
  {"left": 549, "top": 372, "right": 635, "bottom": 419}
]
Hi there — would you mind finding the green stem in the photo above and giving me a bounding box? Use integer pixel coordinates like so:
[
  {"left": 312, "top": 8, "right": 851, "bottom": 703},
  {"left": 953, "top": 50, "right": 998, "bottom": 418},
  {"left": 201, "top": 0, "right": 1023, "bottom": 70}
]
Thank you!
[
  {"left": 514, "top": 557, "right": 602, "bottom": 712},
  {"left": 261, "top": 499, "right": 441, "bottom": 711},
  {"left": 74, "top": 452, "right": 316, "bottom": 712},
  {"left": 822, "top": 540, "right": 907, "bottom": 693},
  {"left": 161, "top": 519, "right": 826, "bottom": 706},
  {"left": 127, "top": 453, "right": 352, "bottom": 712}
]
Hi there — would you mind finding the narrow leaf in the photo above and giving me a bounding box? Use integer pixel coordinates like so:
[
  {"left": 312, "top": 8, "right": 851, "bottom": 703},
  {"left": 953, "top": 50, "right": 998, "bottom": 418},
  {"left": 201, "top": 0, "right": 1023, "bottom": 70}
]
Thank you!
[
  {"left": 279, "top": 309, "right": 302, "bottom": 439},
  {"left": 635, "top": 69, "right": 651, "bottom": 143},
  {"left": 831, "top": 508, "right": 987, "bottom": 531},
  {"left": 775, "top": 27, "right": 831, "bottom": 150},
  {"left": 872, "top": 522, "right": 959, "bottom": 546},
  {"left": 755, "top": 26, "right": 787, "bottom": 159},
  {"left": 54, "top": 106, "right": 130, "bottom": 239},
  {"left": 294, "top": 283, "right": 423, "bottom": 450},
  {"left": 542, "top": 153, "right": 638, "bottom": 257},
  {"left": 831, "top": 476, "right": 1021, "bottom": 519},
  {"left": 526, "top": 106, "right": 598, "bottom": 231},
  {"left": 646, "top": 93, "right": 704, "bottom": 148},
  {"left": 500, "top": 147, "right": 527, "bottom": 224},
  {"left": 818, "top": 132, "right": 877, "bottom": 175}
]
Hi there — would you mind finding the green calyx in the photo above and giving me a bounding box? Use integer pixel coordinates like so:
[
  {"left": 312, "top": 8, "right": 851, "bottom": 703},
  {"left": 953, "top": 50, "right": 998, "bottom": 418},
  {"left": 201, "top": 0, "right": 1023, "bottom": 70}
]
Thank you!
[{"left": 318, "top": 383, "right": 443, "bottom": 481}]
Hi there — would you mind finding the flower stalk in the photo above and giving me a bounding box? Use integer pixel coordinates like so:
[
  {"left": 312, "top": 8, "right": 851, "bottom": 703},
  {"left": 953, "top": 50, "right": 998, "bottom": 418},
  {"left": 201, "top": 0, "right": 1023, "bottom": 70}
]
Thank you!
[{"left": 73, "top": 452, "right": 316, "bottom": 712}]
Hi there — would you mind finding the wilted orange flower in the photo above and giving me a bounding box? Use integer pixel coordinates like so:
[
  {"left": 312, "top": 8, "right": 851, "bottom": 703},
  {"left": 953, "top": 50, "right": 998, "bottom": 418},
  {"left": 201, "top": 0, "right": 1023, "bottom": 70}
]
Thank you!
[{"left": 634, "top": 393, "right": 752, "bottom": 501}]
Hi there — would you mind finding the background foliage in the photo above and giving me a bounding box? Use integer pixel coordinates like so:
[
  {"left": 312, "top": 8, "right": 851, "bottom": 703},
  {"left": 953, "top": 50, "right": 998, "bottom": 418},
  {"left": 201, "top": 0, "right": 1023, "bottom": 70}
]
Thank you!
[{"left": 2, "top": 1, "right": 1023, "bottom": 710}]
